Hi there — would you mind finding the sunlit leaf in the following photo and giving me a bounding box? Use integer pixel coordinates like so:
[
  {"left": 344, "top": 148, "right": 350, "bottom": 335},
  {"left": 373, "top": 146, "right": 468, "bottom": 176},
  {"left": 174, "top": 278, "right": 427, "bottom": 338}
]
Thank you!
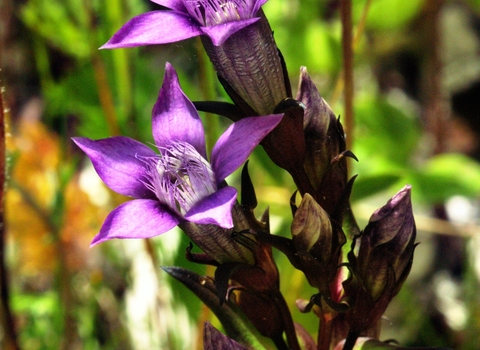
[
  {"left": 407, "top": 153, "right": 480, "bottom": 203},
  {"left": 351, "top": 173, "right": 402, "bottom": 202},
  {"left": 353, "top": 0, "right": 424, "bottom": 30},
  {"left": 354, "top": 95, "right": 421, "bottom": 171}
]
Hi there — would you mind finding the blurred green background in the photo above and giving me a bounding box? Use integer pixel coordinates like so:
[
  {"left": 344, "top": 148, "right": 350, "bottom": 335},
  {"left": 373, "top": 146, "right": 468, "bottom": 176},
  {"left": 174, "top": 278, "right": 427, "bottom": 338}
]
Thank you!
[{"left": 1, "top": 0, "right": 480, "bottom": 349}]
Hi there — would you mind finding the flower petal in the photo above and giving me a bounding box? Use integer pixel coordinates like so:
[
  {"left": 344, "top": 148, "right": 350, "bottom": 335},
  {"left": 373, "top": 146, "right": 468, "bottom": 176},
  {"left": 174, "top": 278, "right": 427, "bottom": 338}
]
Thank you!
[
  {"left": 252, "top": 0, "right": 269, "bottom": 14},
  {"left": 100, "top": 11, "right": 202, "bottom": 49},
  {"left": 73, "top": 136, "right": 156, "bottom": 199},
  {"left": 200, "top": 18, "right": 260, "bottom": 46},
  {"left": 184, "top": 186, "right": 237, "bottom": 228},
  {"left": 211, "top": 114, "right": 283, "bottom": 182},
  {"left": 152, "top": 63, "right": 207, "bottom": 158},
  {"left": 91, "top": 199, "right": 180, "bottom": 246},
  {"left": 150, "top": 0, "right": 186, "bottom": 12}
]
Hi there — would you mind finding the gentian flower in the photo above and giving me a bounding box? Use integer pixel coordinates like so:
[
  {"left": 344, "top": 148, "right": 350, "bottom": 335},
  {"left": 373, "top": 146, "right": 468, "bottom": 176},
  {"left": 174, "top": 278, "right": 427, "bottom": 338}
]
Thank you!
[
  {"left": 73, "top": 63, "right": 282, "bottom": 246},
  {"left": 101, "top": 0, "right": 290, "bottom": 116}
]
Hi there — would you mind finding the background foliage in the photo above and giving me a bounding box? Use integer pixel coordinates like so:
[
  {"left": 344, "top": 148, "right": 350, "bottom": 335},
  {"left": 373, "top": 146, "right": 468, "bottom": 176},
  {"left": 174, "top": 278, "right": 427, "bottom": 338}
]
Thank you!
[{"left": 1, "top": 0, "right": 480, "bottom": 349}]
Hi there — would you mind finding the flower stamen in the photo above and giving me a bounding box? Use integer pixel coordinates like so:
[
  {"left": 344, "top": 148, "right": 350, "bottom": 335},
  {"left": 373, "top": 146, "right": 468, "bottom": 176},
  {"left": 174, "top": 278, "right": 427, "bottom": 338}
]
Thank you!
[
  {"left": 184, "top": 0, "right": 251, "bottom": 26},
  {"left": 139, "top": 141, "right": 217, "bottom": 215}
]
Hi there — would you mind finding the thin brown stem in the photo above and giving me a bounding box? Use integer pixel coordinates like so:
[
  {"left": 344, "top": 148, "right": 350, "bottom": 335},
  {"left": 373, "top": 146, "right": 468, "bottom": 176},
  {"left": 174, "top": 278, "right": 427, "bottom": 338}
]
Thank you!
[
  {"left": 421, "top": 0, "right": 447, "bottom": 155},
  {"left": 341, "top": 0, "right": 354, "bottom": 168},
  {"left": 274, "top": 291, "right": 301, "bottom": 350},
  {"left": 317, "top": 314, "right": 333, "bottom": 350},
  {"left": 0, "top": 82, "right": 20, "bottom": 350},
  {"left": 57, "top": 236, "right": 77, "bottom": 350},
  {"left": 92, "top": 53, "right": 121, "bottom": 136},
  {"left": 331, "top": 0, "right": 372, "bottom": 106}
]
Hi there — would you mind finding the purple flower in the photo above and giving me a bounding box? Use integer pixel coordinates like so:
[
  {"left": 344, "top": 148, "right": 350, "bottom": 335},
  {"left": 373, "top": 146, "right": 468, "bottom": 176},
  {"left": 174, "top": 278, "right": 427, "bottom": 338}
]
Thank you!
[
  {"left": 101, "top": 0, "right": 289, "bottom": 116},
  {"left": 73, "top": 63, "right": 282, "bottom": 246},
  {"left": 101, "top": 0, "right": 267, "bottom": 48}
]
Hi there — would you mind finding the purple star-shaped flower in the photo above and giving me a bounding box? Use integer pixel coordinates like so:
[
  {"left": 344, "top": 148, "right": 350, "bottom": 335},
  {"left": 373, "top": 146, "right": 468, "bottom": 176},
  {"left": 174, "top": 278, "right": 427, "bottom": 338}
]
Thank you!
[
  {"left": 102, "top": 0, "right": 268, "bottom": 48},
  {"left": 73, "top": 63, "right": 282, "bottom": 246}
]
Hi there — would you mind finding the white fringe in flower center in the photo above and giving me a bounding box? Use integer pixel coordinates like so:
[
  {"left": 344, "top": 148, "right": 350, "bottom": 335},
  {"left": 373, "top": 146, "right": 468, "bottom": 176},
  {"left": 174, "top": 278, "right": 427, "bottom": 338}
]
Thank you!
[
  {"left": 184, "top": 0, "right": 251, "bottom": 26},
  {"left": 139, "top": 141, "right": 217, "bottom": 216}
]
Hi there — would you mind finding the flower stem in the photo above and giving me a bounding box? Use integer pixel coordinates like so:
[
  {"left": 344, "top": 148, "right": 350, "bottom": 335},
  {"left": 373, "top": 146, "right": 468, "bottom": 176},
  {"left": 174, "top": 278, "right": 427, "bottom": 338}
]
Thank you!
[
  {"left": 273, "top": 291, "right": 301, "bottom": 350},
  {"left": 92, "top": 53, "right": 121, "bottom": 136},
  {"left": 317, "top": 314, "right": 333, "bottom": 350},
  {"left": 420, "top": 0, "right": 446, "bottom": 155},
  {"left": 0, "top": 80, "right": 20, "bottom": 350},
  {"left": 195, "top": 38, "right": 220, "bottom": 154},
  {"left": 340, "top": 0, "right": 354, "bottom": 167},
  {"left": 342, "top": 329, "right": 360, "bottom": 350}
]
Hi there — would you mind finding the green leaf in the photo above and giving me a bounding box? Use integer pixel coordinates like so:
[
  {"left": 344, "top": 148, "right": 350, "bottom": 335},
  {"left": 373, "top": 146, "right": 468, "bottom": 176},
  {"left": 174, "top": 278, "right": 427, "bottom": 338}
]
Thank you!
[
  {"left": 204, "top": 322, "right": 248, "bottom": 350},
  {"left": 304, "top": 21, "right": 342, "bottom": 74},
  {"left": 21, "top": 0, "right": 92, "bottom": 59},
  {"left": 354, "top": 95, "right": 421, "bottom": 170},
  {"left": 353, "top": 0, "right": 424, "bottom": 30},
  {"left": 351, "top": 173, "right": 402, "bottom": 202},
  {"left": 408, "top": 154, "right": 480, "bottom": 204},
  {"left": 338, "top": 336, "right": 452, "bottom": 349},
  {"left": 162, "top": 266, "right": 269, "bottom": 350},
  {"left": 465, "top": 0, "right": 480, "bottom": 13}
]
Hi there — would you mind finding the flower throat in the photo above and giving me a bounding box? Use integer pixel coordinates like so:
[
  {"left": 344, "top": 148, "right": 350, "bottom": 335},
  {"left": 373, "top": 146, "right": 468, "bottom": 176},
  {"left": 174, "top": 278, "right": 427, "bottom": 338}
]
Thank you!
[
  {"left": 143, "top": 141, "right": 217, "bottom": 216},
  {"left": 184, "top": 0, "right": 251, "bottom": 26}
]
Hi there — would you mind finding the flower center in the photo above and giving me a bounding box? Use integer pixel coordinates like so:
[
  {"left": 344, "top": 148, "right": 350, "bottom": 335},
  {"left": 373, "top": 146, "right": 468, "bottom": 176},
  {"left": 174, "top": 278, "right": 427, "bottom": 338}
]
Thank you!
[
  {"left": 184, "top": 0, "right": 251, "bottom": 26},
  {"left": 140, "top": 141, "right": 217, "bottom": 216}
]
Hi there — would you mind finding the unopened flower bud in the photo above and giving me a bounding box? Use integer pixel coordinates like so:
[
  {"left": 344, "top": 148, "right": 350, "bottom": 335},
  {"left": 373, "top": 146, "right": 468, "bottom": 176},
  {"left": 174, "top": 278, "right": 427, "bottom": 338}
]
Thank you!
[
  {"left": 344, "top": 185, "right": 417, "bottom": 332},
  {"left": 291, "top": 193, "right": 332, "bottom": 255},
  {"left": 289, "top": 194, "right": 345, "bottom": 293},
  {"left": 296, "top": 67, "right": 351, "bottom": 215},
  {"left": 357, "top": 185, "right": 416, "bottom": 299}
]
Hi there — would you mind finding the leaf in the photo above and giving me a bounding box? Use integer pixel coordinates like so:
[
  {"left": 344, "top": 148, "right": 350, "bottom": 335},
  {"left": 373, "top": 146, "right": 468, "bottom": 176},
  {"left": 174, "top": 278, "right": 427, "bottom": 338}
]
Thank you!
[
  {"left": 353, "top": 0, "right": 424, "bottom": 30},
  {"left": 351, "top": 173, "right": 402, "bottom": 202},
  {"left": 354, "top": 96, "right": 421, "bottom": 170},
  {"left": 203, "top": 322, "right": 248, "bottom": 350},
  {"left": 334, "top": 337, "right": 453, "bottom": 350},
  {"left": 161, "top": 266, "right": 268, "bottom": 349},
  {"left": 408, "top": 153, "right": 480, "bottom": 203}
]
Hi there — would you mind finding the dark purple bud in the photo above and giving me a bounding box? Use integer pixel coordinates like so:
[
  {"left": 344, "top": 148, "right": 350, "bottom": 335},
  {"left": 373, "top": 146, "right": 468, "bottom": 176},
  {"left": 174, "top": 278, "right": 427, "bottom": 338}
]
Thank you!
[
  {"left": 291, "top": 193, "right": 332, "bottom": 255},
  {"left": 296, "top": 67, "right": 350, "bottom": 215},
  {"left": 289, "top": 194, "right": 346, "bottom": 295},
  {"left": 357, "top": 185, "right": 416, "bottom": 300},
  {"left": 344, "top": 185, "right": 417, "bottom": 332}
]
